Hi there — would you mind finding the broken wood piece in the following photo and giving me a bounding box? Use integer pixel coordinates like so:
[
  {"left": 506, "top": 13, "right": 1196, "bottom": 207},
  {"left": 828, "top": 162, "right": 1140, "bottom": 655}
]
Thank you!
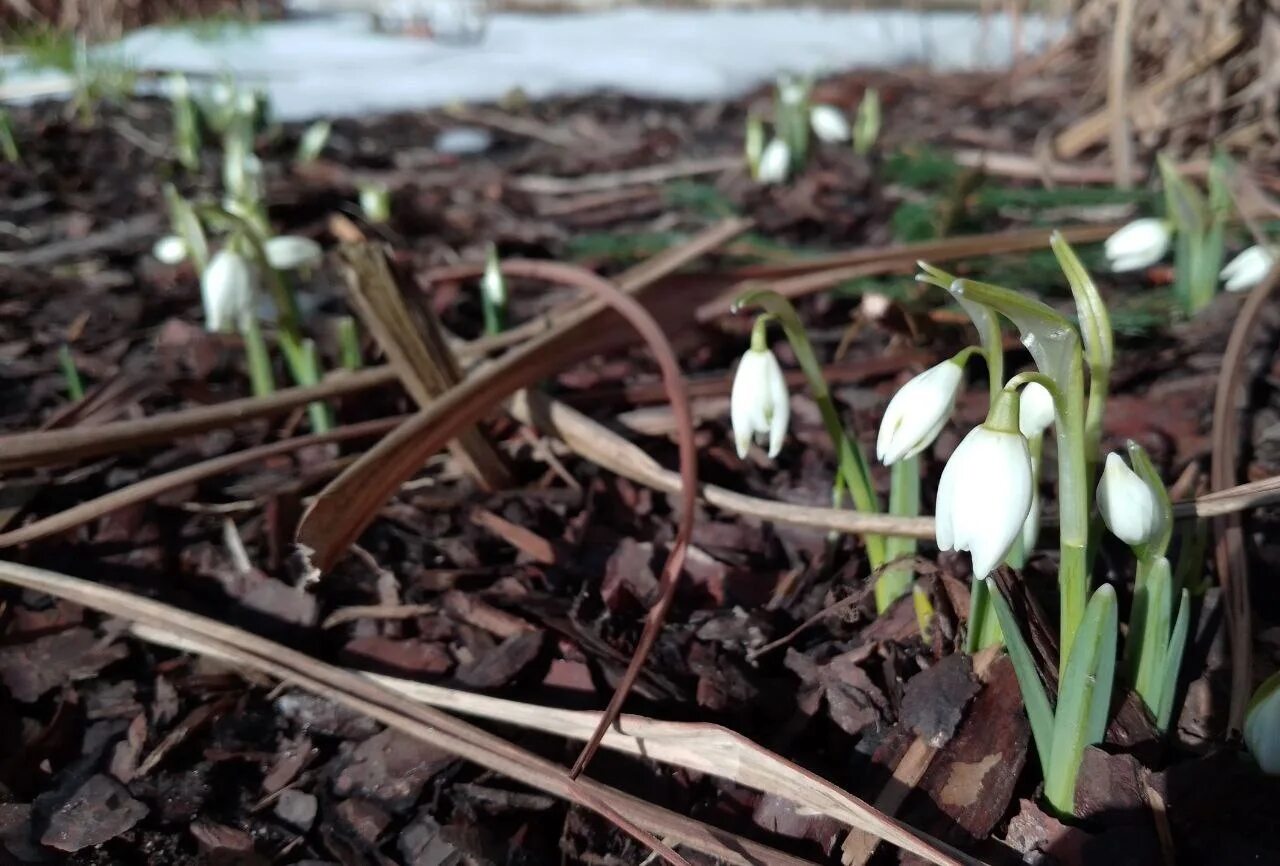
[{"left": 339, "top": 243, "right": 511, "bottom": 491}]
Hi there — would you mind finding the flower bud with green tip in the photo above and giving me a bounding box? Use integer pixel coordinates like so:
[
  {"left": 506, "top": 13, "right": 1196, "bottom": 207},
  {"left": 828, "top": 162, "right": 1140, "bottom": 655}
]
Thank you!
[
  {"left": 876, "top": 354, "right": 965, "bottom": 466},
  {"left": 201, "top": 249, "right": 257, "bottom": 334},
  {"left": 1097, "top": 451, "right": 1158, "bottom": 547},
  {"left": 755, "top": 139, "right": 790, "bottom": 184},
  {"left": 731, "top": 321, "right": 790, "bottom": 459},
  {"left": 809, "top": 105, "right": 849, "bottom": 143},
  {"left": 1104, "top": 218, "right": 1172, "bottom": 273},
  {"left": 936, "top": 387, "right": 1033, "bottom": 577},
  {"left": 264, "top": 236, "right": 323, "bottom": 271},
  {"left": 1221, "top": 244, "right": 1276, "bottom": 293}
]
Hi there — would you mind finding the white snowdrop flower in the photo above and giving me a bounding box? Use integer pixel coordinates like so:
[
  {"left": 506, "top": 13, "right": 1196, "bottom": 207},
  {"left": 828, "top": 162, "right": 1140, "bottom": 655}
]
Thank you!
[
  {"left": 1018, "top": 381, "right": 1056, "bottom": 439},
  {"left": 481, "top": 244, "right": 506, "bottom": 307},
  {"left": 201, "top": 249, "right": 257, "bottom": 333},
  {"left": 876, "top": 360, "right": 962, "bottom": 466},
  {"left": 1246, "top": 671, "right": 1280, "bottom": 775},
  {"left": 809, "top": 105, "right": 850, "bottom": 143},
  {"left": 264, "top": 236, "right": 323, "bottom": 271},
  {"left": 756, "top": 139, "right": 791, "bottom": 184},
  {"left": 152, "top": 235, "right": 189, "bottom": 265},
  {"left": 935, "top": 413, "right": 1033, "bottom": 577},
  {"left": 1221, "top": 245, "right": 1276, "bottom": 293},
  {"left": 777, "top": 76, "right": 807, "bottom": 106},
  {"left": 730, "top": 346, "right": 790, "bottom": 459},
  {"left": 1104, "top": 218, "right": 1172, "bottom": 273},
  {"left": 1097, "top": 452, "right": 1158, "bottom": 547}
]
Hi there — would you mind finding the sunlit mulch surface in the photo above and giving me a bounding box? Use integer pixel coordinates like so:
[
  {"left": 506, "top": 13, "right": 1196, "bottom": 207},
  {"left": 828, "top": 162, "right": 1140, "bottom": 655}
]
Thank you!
[{"left": 1, "top": 69, "right": 1280, "bottom": 865}]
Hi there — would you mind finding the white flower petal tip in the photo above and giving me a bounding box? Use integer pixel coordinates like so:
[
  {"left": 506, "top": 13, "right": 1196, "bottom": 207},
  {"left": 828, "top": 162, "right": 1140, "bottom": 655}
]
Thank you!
[
  {"left": 1018, "top": 381, "right": 1056, "bottom": 439},
  {"left": 876, "top": 361, "right": 962, "bottom": 466},
  {"left": 152, "top": 235, "right": 189, "bottom": 265},
  {"left": 730, "top": 347, "right": 791, "bottom": 460},
  {"left": 755, "top": 139, "right": 791, "bottom": 184},
  {"left": 1246, "top": 671, "right": 1280, "bottom": 775},
  {"left": 201, "top": 250, "right": 257, "bottom": 334},
  {"left": 1221, "top": 245, "right": 1276, "bottom": 293},
  {"left": 809, "top": 105, "right": 850, "bottom": 143},
  {"left": 1096, "top": 452, "right": 1158, "bottom": 547},
  {"left": 1104, "top": 218, "right": 1171, "bottom": 273},
  {"left": 934, "top": 425, "right": 1033, "bottom": 577},
  {"left": 264, "top": 236, "right": 324, "bottom": 271}
]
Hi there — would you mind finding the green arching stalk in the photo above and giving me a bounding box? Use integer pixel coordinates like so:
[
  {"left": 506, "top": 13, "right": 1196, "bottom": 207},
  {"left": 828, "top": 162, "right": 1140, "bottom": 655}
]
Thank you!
[
  {"left": 241, "top": 316, "right": 276, "bottom": 397},
  {"left": 1051, "top": 233, "right": 1113, "bottom": 466},
  {"left": 337, "top": 317, "right": 362, "bottom": 371},
  {"left": 937, "top": 274, "right": 1093, "bottom": 663},
  {"left": 735, "top": 290, "right": 885, "bottom": 567},
  {"left": 877, "top": 457, "right": 920, "bottom": 612},
  {"left": 58, "top": 345, "right": 85, "bottom": 401}
]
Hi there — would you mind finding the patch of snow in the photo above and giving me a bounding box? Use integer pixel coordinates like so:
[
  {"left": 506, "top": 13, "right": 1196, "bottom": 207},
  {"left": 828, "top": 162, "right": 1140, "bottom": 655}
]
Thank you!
[{"left": 4, "top": 8, "right": 1066, "bottom": 121}]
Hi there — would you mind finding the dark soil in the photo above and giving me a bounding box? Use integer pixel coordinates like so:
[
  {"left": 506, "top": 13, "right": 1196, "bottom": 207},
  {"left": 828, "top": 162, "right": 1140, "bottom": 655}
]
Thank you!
[{"left": 1, "top": 65, "right": 1279, "bottom": 866}]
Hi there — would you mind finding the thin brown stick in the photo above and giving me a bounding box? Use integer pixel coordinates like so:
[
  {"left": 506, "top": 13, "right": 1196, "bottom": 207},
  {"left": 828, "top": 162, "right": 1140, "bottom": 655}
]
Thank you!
[
  {"left": 0, "top": 417, "right": 406, "bottom": 548},
  {"left": 1211, "top": 270, "right": 1278, "bottom": 735},
  {"left": 0, "top": 366, "right": 399, "bottom": 472}
]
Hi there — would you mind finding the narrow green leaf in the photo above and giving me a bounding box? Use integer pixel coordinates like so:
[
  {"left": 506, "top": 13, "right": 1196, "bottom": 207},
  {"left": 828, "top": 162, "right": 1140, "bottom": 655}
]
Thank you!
[
  {"left": 1046, "top": 584, "right": 1117, "bottom": 816},
  {"left": 986, "top": 578, "right": 1055, "bottom": 777},
  {"left": 1133, "top": 556, "right": 1173, "bottom": 711},
  {"left": 58, "top": 345, "right": 85, "bottom": 401},
  {"left": 1051, "top": 232, "right": 1113, "bottom": 376},
  {"left": 1155, "top": 589, "right": 1191, "bottom": 731},
  {"left": 877, "top": 457, "right": 920, "bottom": 612}
]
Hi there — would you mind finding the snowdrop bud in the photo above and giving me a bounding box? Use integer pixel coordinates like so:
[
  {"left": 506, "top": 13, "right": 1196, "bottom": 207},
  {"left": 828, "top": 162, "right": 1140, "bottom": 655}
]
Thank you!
[
  {"left": 935, "top": 390, "right": 1032, "bottom": 577},
  {"left": 1097, "top": 452, "right": 1158, "bottom": 547},
  {"left": 1246, "top": 671, "right": 1280, "bottom": 775},
  {"left": 809, "top": 105, "right": 850, "bottom": 143},
  {"left": 482, "top": 243, "right": 506, "bottom": 306},
  {"left": 756, "top": 139, "right": 790, "bottom": 184},
  {"left": 1221, "top": 245, "right": 1276, "bottom": 293},
  {"left": 1018, "top": 381, "right": 1056, "bottom": 438},
  {"left": 876, "top": 359, "right": 963, "bottom": 466},
  {"left": 264, "top": 236, "right": 323, "bottom": 271},
  {"left": 152, "top": 235, "right": 189, "bottom": 265},
  {"left": 777, "top": 76, "right": 806, "bottom": 106},
  {"left": 1104, "top": 218, "right": 1172, "bottom": 273},
  {"left": 201, "top": 250, "right": 256, "bottom": 333},
  {"left": 730, "top": 345, "right": 790, "bottom": 459}
]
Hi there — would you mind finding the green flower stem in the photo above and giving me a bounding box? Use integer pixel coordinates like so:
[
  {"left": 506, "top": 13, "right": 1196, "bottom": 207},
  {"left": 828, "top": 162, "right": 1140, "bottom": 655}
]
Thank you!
[
  {"left": 736, "top": 290, "right": 885, "bottom": 567},
  {"left": 877, "top": 456, "right": 919, "bottom": 612},
  {"left": 278, "top": 331, "right": 332, "bottom": 433},
  {"left": 58, "top": 345, "right": 85, "bottom": 401},
  {"left": 241, "top": 316, "right": 276, "bottom": 397},
  {"left": 337, "top": 317, "right": 362, "bottom": 371}
]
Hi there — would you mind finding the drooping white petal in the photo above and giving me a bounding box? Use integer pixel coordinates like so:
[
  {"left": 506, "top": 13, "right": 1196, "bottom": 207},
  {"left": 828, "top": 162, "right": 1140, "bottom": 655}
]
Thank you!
[
  {"left": 876, "top": 361, "right": 962, "bottom": 465},
  {"left": 730, "top": 347, "right": 790, "bottom": 460},
  {"left": 1018, "top": 381, "right": 1056, "bottom": 438},
  {"left": 756, "top": 139, "right": 791, "bottom": 184},
  {"left": 153, "top": 235, "right": 189, "bottom": 265},
  {"left": 1096, "top": 452, "right": 1157, "bottom": 546},
  {"left": 934, "top": 425, "right": 1032, "bottom": 576},
  {"left": 1104, "top": 218, "right": 1171, "bottom": 273},
  {"left": 264, "top": 236, "right": 323, "bottom": 271},
  {"left": 1246, "top": 671, "right": 1280, "bottom": 775},
  {"left": 1221, "top": 245, "right": 1276, "bottom": 293},
  {"left": 761, "top": 349, "right": 791, "bottom": 458},
  {"left": 809, "top": 105, "right": 850, "bottom": 143},
  {"left": 201, "top": 250, "right": 256, "bottom": 333}
]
